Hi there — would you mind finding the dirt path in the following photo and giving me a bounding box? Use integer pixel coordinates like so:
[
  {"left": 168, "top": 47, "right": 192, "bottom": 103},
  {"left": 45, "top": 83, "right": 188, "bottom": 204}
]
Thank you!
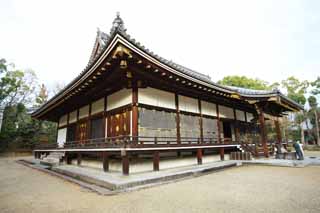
[{"left": 0, "top": 156, "right": 320, "bottom": 213}]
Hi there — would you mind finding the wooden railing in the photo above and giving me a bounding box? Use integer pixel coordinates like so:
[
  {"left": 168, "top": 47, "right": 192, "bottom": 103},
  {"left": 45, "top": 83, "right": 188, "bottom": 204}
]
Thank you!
[{"left": 34, "top": 135, "right": 239, "bottom": 150}]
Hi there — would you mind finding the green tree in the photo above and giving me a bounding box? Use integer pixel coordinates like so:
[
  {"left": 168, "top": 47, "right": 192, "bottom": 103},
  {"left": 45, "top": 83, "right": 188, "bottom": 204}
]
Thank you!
[
  {"left": 281, "top": 76, "right": 309, "bottom": 144},
  {"left": 217, "top": 75, "right": 274, "bottom": 90},
  {"left": 308, "top": 96, "right": 319, "bottom": 145}
]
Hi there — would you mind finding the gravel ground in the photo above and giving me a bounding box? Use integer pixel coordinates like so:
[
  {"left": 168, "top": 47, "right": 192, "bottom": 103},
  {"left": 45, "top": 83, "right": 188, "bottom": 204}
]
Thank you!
[{"left": 0, "top": 153, "right": 320, "bottom": 213}]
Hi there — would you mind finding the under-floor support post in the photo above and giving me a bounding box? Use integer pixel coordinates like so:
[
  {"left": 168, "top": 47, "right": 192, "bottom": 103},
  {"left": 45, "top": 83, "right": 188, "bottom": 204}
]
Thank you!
[
  {"left": 122, "top": 152, "right": 129, "bottom": 175},
  {"left": 220, "top": 148, "right": 225, "bottom": 161},
  {"left": 153, "top": 151, "right": 160, "bottom": 171},
  {"left": 102, "top": 152, "right": 109, "bottom": 172},
  {"left": 65, "top": 152, "right": 71, "bottom": 165},
  {"left": 77, "top": 152, "right": 82, "bottom": 166},
  {"left": 197, "top": 149, "right": 203, "bottom": 165}
]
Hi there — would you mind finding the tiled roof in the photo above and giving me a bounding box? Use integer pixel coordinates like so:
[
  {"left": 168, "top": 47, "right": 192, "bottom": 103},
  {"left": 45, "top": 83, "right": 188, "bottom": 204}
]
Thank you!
[{"left": 31, "top": 13, "right": 303, "bottom": 118}]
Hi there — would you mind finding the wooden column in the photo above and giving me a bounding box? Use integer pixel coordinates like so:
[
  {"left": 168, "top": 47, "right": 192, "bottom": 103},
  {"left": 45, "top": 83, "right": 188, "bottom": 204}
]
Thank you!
[
  {"left": 122, "top": 151, "right": 129, "bottom": 175},
  {"left": 198, "top": 99, "right": 203, "bottom": 143},
  {"left": 258, "top": 106, "right": 269, "bottom": 157},
  {"left": 275, "top": 119, "right": 282, "bottom": 145},
  {"left": 102, "top": 151, "right": 109, "bottom": 172},
  {"left": 175, "top": 93, "right": 181, "bottom": 144},
  {"left": 153, "top": 151, "right": 160, "bottom": 171},
  {"left": 132, "top": 82, "right": 138, "bottom": 142},
  {"left": 216, "top": 104, "right": 224, "bottom": 161},
  {"left": 233, "top": 108, "right": 240, "bottom": 143},
  {"left": 65, "top": 152, "right": 72, "bottom": 165},
  {"left": 197, "top": 148, "right": 203, "bottom": 165},
  {"left": 87, "top": 103, "right": 92, "bottom": 141},
  {"left": 77, "top": 152, "right": 82, "bottom": 165}
]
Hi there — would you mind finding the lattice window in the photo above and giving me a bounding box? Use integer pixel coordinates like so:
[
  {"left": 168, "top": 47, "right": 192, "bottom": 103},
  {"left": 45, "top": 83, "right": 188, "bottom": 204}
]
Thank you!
[
  {"left": 202, "top": 117, "right": 217, "bottom": 138},
  {"left": 138, "top": 108, "right": 176, "bottom": 139},
  {"left": 180, "top": 114, "right": 200, "bottom": 138}
]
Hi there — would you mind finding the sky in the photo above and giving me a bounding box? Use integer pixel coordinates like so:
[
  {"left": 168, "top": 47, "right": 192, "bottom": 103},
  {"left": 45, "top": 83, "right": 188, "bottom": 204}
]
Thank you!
[{"left": 1, "top": 0, "right": 320, "bottom": 90}]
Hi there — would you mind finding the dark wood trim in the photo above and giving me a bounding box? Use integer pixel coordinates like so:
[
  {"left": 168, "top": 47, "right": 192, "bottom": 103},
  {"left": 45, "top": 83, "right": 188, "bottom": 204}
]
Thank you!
[
  {"left": 175, "top": 93, "right": 181, "bottom": 144},
  {"left": 153, "top": 151, "right": 160, "bottom": 171},
  {"left": 132, "top": 82, "right": 138, "bottom": 138}
]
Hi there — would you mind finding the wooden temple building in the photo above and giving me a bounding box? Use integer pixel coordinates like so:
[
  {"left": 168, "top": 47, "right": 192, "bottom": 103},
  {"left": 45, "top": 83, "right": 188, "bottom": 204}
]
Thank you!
[{"left": 32, "top": 13, "right": 303, "bottom": 175}]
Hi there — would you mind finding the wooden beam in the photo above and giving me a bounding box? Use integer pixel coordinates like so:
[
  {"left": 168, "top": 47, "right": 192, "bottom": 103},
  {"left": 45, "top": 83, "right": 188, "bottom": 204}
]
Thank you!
[
  {"left": 175, "top": 93, "right": 181, "bottom": 144},
  {"left": 102, "top": 151, "right": 109, "bottom": 172},
  {"left": 197, "top": 148, "right": 203, "bottom": 165},
  {"left": 153, "top": 151, "right": 160, "bottom": 171}
]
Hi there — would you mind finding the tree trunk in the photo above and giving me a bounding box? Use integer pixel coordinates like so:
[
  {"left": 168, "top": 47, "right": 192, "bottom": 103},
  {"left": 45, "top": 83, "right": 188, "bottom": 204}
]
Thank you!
[{"left": 315, "top": 110, "right": 320, "bottom": 146}]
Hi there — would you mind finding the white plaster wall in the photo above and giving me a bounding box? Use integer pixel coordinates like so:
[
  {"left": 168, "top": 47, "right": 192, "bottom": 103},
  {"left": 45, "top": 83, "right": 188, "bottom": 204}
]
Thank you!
[
  {"left": 107, "top": 89, "right": 132, "bottom": 111},
  {"left": 69, "top": 110, "right": 77, "bottom": 124},
  {"left": 91, "top": 98, "right": 104, "bottom": 115},
  {"left": 138, "top": 87, "right": 175, "bottom": 110},
  {"left": 201, "top": 101, "right": 217, "bottom": 116},
  {"left": 219, "top": 105, "right": 234, "bottom": 119},
  {"left": 79, "top": 105, "right": 89, "bottom": 119},
  {"left": 236, "top": 110, "right": 246, "bottom": 122},
  {"left": 57, "top": 128, "right": 67, "bottom": 148},
  {"left": 179, "top": 95, "right": 199, "bottom": 113},
  {"left": 58, "top": 114, "right": 68, "bottom": 127},
  {"left": 247, "top": 113, "right": 254, "bottom": 122}
]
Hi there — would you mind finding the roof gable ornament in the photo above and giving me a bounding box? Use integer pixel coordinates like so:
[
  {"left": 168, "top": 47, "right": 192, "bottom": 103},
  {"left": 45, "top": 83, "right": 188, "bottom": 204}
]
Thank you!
[{"left": 110, "top": 12, "right": 127, "bottom": 34}]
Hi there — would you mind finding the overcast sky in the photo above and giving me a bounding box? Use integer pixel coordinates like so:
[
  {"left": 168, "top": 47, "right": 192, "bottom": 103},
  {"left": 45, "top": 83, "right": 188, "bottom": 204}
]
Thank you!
[{"left": 1, "top": 0, "right": 319, "bottom": 89}]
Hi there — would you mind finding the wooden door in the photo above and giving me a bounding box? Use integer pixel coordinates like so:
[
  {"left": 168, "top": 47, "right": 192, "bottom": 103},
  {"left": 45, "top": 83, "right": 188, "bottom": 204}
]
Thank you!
[
  {"left": 78, "top": 120, "right": 88, "bottom": 144},
  {"left": 107, "top": 110, "right": 130, "bottom": 137}
]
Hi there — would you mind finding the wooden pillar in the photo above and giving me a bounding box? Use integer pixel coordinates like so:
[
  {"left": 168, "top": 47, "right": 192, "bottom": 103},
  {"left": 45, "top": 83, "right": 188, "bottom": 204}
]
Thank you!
[
  {"left": 102, "top": 151, "right": 109, "bottom": 172},
  {"left": 132, "top": 82, "right": 138, "bottom": 143},
  {"left": 77, "top": 152, "right": 82, "bottom": 165},
  {"left": 65, "top": 152, "right": 72, "bottom": 164},
  {"left": 175, "top": 93, "right": 181, "bottom": 144},
  {"left": 258, "top": 106, "right": 269, "bottom": 157},
  {"left": 197, "top": 149, "right": 203, "bottom": 165},
  {"left": 153, "top": 151, "right": 160, "bottom": 171},
  {"left": 275, "top": 119, "right": 282, "bottom": 145},
  {"left": 233, "top": 108, "right": 240, "bottom": 143},
  {"left": 198, "top": 99, "right": 203, "bottom": 143},
  {"left": 122, "top": 151, "right": 129, "bottom": 175},
  {"left": 220, "top": 148, "right": 225, "bottom": 161},
  {"left": 216, "top": 104, "right": 224, "bottom": 160}
]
